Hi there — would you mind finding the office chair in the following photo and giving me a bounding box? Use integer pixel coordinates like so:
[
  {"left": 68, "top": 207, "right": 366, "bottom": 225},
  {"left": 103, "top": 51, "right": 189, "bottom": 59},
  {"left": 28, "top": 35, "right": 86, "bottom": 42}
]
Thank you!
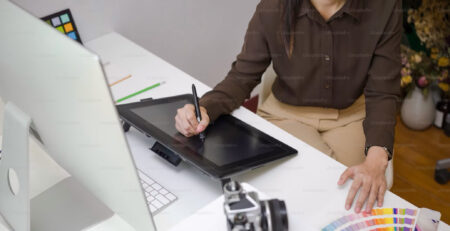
[{"left": 258, "top": 64, "right": 395, "bottom": 189}]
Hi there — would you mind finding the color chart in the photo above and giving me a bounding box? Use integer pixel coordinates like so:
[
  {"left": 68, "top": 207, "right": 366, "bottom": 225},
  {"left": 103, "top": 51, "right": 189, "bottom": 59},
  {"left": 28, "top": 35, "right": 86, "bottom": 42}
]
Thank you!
[
  {"left": 41, "top": 9, "right": 82, "bottom": 44},
  {"left": 322, "top": 208, "right": 419, "bottom": 231}
]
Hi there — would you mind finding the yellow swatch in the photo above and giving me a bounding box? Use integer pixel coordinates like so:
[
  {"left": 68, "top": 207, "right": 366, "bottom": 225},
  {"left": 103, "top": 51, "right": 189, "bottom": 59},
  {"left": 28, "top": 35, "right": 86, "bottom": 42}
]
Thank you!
[{"left": 383, "top": 208, "right": 393, "bottom": 214}]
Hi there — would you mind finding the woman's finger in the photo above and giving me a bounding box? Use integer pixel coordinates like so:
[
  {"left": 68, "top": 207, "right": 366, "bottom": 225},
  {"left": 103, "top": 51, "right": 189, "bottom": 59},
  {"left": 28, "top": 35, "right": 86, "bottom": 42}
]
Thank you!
[
  {"left": 185, "top": 107, "right": 199, "bottom": 129},
  {"left": 345, "top": 177, "right": 362, "bottom": 210},
  {"left": 181, "top": 118, "right": 195, "bottom": 135},
  {"left": 197, "top": 108, "right": 210, "bottom": 133},
  {"left": 338, "top": 167, "right": 354, "bottom": 185},
  {"left": 175, "top": 119, "right": 188, "bottom": 136},
  {"left": 177, "top": 111, "right": 195, "bottom": 136},
  {"left": 377, "top": 182, "right": 387, "bottom": 207},
  {"left": 365, "top": 184, "right": 378, "bottom": 213},
  {"left": 176, "top": 116, "right": 191, "bottom": 136},
  {"left": 355, "top": 178, "right": 372, "bottom": 213}
]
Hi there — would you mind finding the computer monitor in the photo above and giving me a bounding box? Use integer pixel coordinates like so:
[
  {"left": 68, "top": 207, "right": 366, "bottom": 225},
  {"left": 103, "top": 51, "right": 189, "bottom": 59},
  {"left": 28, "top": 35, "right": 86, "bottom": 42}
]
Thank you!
[{"left": 0, "top": 1, "right": 155, "bottom": 230}]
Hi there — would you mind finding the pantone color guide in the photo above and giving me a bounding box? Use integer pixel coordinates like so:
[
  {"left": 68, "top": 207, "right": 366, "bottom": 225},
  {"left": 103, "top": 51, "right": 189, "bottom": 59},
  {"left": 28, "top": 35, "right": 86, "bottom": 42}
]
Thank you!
[
  {"left": 322, "top": 208, "right": 419, "bottom": 231},
  {"left": 41, "top": 9, "right": 82, "bottom": 44}
]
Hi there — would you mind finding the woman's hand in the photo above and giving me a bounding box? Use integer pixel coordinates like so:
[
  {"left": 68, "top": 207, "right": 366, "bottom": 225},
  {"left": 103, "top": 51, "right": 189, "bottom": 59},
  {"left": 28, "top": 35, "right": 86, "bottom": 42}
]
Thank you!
[
  {"left": 338, "top": 146, "right": 389, "bottom": 213},
  {"left": 175, "top": 104, "right": 210, "bottom": 137}
]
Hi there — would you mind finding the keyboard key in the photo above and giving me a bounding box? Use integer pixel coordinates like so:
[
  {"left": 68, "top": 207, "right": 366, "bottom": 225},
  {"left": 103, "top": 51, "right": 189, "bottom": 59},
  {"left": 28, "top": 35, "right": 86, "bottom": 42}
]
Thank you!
[
  {"left": 136, "top": 168, "right": 177, "bottom": 215},
  {"left": 152, "top": 200, "right": 163, "bottom": 209},
  {"left": 150, "top": 190, "right": 158, "bottom": 196},
  {"left": 138, "top": 170, "right": 154, "bottom": 184},
  {"left": 152, "top": 183, "right": 162, "bottom": 190},
  {"left": 166, "top": 193, "right": 176, "bottom": 201},
  {"left": 156, "top": 195, "right": 170, "bottom": 205}
]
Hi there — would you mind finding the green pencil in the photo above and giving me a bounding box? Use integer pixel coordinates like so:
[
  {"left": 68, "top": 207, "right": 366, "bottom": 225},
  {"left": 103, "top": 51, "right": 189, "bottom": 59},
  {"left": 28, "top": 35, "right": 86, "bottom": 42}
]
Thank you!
[{"left": 116, "top": 81, "right": 165, "bottom": 103}]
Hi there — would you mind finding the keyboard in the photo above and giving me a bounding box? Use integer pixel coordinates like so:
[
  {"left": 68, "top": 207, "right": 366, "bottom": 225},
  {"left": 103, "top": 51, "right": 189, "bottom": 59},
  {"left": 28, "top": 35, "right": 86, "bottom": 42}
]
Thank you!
[
  {"left": 137, "top": 169, "right": 177, "bottom": 214},
  {"left": 0, "top": 150, "right": 176, "bottom": 214}
]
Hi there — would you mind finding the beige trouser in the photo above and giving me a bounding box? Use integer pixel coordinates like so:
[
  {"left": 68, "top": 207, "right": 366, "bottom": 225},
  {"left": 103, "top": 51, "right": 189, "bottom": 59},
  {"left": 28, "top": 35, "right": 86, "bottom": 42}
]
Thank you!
[{"left": 257, "top": 93, "right": 366, "bottom": 167}]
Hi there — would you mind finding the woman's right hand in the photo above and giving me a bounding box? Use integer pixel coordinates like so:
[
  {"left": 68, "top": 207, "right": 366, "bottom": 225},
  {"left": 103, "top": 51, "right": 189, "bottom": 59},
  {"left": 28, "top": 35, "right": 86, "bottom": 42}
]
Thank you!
[{"left": 175, "top": 104, "right": 210, "bottom": 137}]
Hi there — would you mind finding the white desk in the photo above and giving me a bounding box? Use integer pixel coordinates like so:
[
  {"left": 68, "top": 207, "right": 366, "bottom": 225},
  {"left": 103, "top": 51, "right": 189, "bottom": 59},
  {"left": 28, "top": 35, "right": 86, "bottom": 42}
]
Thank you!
[
  {"left": 84, "top": 32, "right": 422, "bottom": 230},
  {"left": 0, "top": 32, "right": 446, "bottom": 230}
]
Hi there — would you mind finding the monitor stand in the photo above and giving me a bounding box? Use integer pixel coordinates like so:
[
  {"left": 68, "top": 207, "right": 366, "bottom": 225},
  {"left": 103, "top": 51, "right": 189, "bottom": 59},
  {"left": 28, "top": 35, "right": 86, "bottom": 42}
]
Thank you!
[{"left": 0, "top": 102, "right": 113, "bottom": 231}]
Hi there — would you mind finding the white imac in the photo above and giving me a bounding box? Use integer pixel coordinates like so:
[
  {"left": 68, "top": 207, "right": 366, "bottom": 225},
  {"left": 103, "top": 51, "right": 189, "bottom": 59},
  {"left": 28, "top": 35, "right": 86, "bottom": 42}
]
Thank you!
[{"left": 0, "top": 1, "right": 156, "bottom": 230}]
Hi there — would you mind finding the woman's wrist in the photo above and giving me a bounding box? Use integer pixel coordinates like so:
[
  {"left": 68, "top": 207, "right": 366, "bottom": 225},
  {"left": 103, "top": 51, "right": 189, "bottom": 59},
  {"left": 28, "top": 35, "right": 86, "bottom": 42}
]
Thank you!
[{"left": 365, "top": 146, "right": 389, "bottom": 168}]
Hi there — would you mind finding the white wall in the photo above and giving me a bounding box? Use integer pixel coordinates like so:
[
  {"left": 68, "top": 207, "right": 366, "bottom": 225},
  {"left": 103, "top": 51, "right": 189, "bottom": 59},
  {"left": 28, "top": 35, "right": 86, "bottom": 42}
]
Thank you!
[
  {"left": 11, "top": 0, "right": 260, "bottom": 87},
  {"left": 114, "top": 0, "right": 260, "bottom": 87},
  {"left": 11, "top": 0, "right": 121, "bottom": 42}
]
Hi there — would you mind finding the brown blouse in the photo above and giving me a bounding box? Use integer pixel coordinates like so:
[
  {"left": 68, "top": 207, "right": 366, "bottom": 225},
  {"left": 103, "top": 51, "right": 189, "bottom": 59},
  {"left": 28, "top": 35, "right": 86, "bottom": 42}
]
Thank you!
[{"left": 200, "top": 0, "right": 402, "bottom": 153}]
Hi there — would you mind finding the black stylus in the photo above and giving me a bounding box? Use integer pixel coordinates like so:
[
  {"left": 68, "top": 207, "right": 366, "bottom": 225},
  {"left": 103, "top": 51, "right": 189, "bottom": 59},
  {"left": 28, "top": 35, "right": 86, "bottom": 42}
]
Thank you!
[{"left": 192, "top": 84, "right": 206, "bottom": 141}]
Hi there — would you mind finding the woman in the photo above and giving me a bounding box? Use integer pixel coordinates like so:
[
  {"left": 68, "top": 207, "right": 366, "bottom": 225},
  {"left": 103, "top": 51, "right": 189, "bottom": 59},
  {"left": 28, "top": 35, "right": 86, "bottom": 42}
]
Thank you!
[{"left": 175, "top": 0, "right": 401, "bottom": 213}]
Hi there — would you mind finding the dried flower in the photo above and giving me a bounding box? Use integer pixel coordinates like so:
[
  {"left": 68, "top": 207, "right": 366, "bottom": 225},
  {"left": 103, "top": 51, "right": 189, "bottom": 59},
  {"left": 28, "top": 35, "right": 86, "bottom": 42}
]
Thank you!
[
  {"left": 407, "top": 0, "right": 450, "bottom": 49},
  {"left": 401, "top": 57, "right": 408, "bottom": 65},
  {"left": 438, "top": 83, "right": 449, "bottom": 92},
  {"left": 442, "top": 69, "right": 448, "bottom": 79},
  {"left": 438, "top": 57, "right": 449, "bottom": 67},
  {"left": 401, "top": 67, "right": 410, "bottom": 76},
  {"left": 417, "top": 76, "right": 429, "bottom": 88},
  {"left": 404, "top": 1, "right": 449, "bottom": 98},
  {"left": 401, "top": 75, "right": 413, "bottom": 87},
  {"left": 413, "top": 54, "right": 422, "bottom": 63},
  {"left": 431, "top": 47, "right": 439, "bottom": 54}
]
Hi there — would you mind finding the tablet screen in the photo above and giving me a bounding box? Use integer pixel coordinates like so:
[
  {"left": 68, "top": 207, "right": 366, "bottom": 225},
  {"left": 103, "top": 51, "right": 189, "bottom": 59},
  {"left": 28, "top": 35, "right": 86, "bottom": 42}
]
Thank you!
[
  {"left": 130, "top": 99, "right": 278, "bottom": 167},
  {"left": 118, "top": 94, "right": 297, "bottom": 178}
]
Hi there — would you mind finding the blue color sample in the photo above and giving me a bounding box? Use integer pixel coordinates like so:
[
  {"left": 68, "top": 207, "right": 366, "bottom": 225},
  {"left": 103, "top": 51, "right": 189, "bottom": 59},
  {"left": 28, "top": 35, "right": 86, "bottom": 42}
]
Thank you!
[{"left": 67, "top": 31, "right": 77, "bottom": 40}]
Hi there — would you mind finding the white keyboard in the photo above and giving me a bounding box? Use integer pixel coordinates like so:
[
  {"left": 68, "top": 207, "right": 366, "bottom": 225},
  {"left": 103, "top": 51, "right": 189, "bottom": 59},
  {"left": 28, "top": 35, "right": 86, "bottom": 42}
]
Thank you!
[{"left": 137, "top": 169, "right": 177, "bottom": 214}]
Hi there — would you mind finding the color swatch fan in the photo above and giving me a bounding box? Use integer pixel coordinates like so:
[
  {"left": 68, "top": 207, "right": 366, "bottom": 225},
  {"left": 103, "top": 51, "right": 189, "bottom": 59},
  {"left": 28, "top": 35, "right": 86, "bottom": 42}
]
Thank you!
[
  {"left": 322, "top": 208, "right": 441, "bottom": 231},
  {"left": 41, "top": 9, "right": 82, "bottom": 44}
]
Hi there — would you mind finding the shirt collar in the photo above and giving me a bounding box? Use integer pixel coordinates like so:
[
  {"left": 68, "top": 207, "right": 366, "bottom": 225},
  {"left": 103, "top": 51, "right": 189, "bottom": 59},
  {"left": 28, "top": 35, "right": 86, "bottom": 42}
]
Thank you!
[
  {"left": 298, "top": 0, "right": 315, "bottom": 18},
  {"left": 343, "top": 0, "right": 364, "bottom": 21},
  {"left": 298, "top": 0, "right": 363, "bottom": 22}
]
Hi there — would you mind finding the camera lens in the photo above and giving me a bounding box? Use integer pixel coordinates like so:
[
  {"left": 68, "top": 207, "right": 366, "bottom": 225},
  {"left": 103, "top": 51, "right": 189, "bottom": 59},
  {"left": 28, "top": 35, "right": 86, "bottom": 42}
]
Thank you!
[
  {"left": 260, "top": 199, "right": 288, "bottom": 231},
  {"left": 268, "top": 199, "right": 288, "bottom": 231}
]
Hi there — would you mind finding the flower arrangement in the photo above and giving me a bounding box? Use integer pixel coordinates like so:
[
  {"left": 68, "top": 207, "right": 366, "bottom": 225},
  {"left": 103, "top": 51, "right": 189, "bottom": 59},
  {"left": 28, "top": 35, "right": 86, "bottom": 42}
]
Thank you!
[
  {"left": 400, "top": 45, "right": 449, "bottom": 97},
  {"left": 402, "top": 0, "right": 450, "bottom": 98},
  {"left": 407, "top": 0, "right": 449, "bottom": 50}
]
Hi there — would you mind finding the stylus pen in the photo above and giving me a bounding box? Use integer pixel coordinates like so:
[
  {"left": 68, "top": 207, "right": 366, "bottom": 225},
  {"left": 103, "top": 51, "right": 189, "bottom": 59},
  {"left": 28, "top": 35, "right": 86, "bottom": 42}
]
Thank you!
[{"left": 192, "top": 84, "right": 206, "bottom": 141}]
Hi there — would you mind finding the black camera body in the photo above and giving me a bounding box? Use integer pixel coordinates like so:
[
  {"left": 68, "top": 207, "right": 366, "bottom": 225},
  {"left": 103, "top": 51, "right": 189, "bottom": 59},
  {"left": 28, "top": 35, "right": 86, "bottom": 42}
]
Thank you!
[{"left": 222, "top": 181, "right": 288, "bottom": 231}]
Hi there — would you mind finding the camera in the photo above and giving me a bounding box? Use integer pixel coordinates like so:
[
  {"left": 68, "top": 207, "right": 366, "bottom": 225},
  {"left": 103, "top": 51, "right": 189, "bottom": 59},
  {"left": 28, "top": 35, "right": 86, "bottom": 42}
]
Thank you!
[{"left": 222, "top": 180, "right": 289, "bottom": 231}]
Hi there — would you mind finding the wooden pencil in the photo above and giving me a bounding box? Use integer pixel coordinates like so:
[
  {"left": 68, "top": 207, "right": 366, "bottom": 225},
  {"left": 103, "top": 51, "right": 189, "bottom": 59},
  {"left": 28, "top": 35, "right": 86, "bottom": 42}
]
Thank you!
[{"left": 109, "top": 74, "right": 132, "bottom": 87}]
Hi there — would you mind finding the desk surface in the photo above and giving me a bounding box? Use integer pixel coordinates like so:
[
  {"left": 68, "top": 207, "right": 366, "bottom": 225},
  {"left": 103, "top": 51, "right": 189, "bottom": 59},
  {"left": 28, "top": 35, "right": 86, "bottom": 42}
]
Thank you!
[
  {"left": 84, "top": 32, "right": 420, "bottom": 230},
  {"left": 0, "top": 32, "right": 443, "bottom": 231}
]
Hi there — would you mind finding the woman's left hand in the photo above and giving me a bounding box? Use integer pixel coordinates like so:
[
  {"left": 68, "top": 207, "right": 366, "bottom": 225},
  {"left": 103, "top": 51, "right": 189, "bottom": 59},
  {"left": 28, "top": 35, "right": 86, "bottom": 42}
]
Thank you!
[{"left": 337, "top": 146, "right": 389, "bottom": 213}]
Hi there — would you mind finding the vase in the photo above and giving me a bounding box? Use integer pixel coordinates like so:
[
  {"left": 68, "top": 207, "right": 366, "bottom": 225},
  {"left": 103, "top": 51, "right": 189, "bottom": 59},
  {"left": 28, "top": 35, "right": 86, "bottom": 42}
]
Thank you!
[{"left": 401, "top": 88, "right": 436, "bottom": 130}]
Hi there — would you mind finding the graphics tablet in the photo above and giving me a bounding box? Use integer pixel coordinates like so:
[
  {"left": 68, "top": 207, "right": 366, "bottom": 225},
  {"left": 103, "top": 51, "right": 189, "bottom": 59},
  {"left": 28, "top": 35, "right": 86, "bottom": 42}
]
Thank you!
[{"left": 117, "top": 94, "right": 298, "bottom": 179}]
